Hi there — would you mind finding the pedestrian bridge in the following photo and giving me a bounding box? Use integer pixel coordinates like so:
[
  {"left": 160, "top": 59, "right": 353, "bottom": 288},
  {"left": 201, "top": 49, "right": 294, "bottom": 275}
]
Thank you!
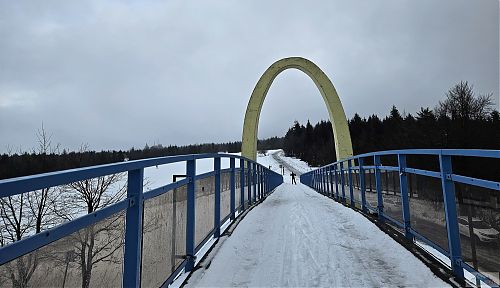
[
  {"left": 0, "top": 149, "right": 498, "bottom": 287},
  {"left": 0, "top": 57, "right": 499, "bottom": 287}
]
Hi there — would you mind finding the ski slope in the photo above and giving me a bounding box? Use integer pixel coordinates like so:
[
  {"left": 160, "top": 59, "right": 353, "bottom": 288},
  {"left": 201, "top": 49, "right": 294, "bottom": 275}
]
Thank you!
[{"left": 184, "top": 151, "right": 449, "bottom": 287}]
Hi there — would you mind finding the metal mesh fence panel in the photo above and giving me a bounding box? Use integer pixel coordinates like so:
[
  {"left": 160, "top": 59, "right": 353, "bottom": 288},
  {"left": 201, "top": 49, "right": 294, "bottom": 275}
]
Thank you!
[
  {"left": 0, "top": 211, "right": 125, "bottom": 288},
  {"left": 455, "top": 183, "right": 500, "bottom": 284},
  {"left": 141, "top": 185, "right": 187, "bottom": 287},
  {"left": 381, "top": 171, "right": 403, "bottom": 223},
  {"left": 195, "top": 176, "right": 215, "bottom": 247},
  {"left": 364, "top": 169, "right": 378, "bottom": 209},
  {"left": 408, "top": 174, "right": 449, "bottom": 252},
  {"left": 220, "top": 172, "right": 231, "bottom": 221}
]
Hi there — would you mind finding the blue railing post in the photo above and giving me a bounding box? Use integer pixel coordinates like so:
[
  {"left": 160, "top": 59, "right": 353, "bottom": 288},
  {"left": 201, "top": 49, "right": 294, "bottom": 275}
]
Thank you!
[
  {"left": 319, "top": 168, "right": 325, "bottom": 195},
  {"left": 326, "top": 168, "right": 330, "bottom": 196},
  {"left": 324, "top": 169, "right": 327, "bottom": 194},
  {"left": 359, "top": 158, "right": 367, "bottom": 212},
  {"left": 123, "top": 168, "right": 144, "bottom": 287},
  {"left": 263, "top": 170, "right": 266, "bottom": 195},
  {"left": 326, "top": 168, "right": 329, "bottom": 194},
  {"left": 247, "top": 161, "right": 252, "bottom": 206},
  {"left": 340, "top": 162, "right": 346, "bottom": 202},
  {"left": 260, "top": 166, "right": 266, "bottom": 197},
  {"left": 313, "top": 171, "right": 316, "bottom": 190},
  {"left": 321, "top": 169, "right": 324, "bottom": 193},
  {"left": 313, "top": 170, "right": 319, "bottom": 191},
  {"left": 257, "top": 166, "right": 261, "bottom": 200},
  {"left": 348, "top": 160, "right": 355, "bottom": 207},
  {"left": 256, "top": 167, "right": 259, "bottom": 200},
  {"left": 265, "top": 170, "right": 268, "bottom": 195},
  {"left": 240, "top": 159, "right": 245, "bottom": 211},
  {"left": 312, "top": 171, "right": 316, "bottom": 189},
  {"left": 315, "top": 170, "right": 318, "bottom": 191},
  {"left": 255, "top": 165, "right": 258, "bottom": 201},
  {"left": 264, "top": 169, "right": 267, "bottom": 194},
  {"left": 268, "top": 170, "right": 271, "bottom": 193},
  {"left": 185, "top": 159, "right": 196, "bottom": 271},
  {"left": 267, "top": 170, "right": 270, "bottom": 193},
  {"left": 230, "top": 158, "right": 236, "bottom": 220},
  {"left": 329, "top": 166, "right": 334, "bottom": 198},
  {"left": 439, "top": 154, "right": 464, "bottom": 279},
  {"left": 319, "top": 169, "right": 323, "bottom": 193},
  {"left": 334, "top": 164, "right": 339, "bottom": 200},
  {"left": 325, "top": 169, "right": 328, "bottom": 195},
  {"left": 398, "top": 154, "right": 412, "bottom": 240},
  {"left": 316, "top": 169, "right": 321, "bottom": 191},
  {"left": 252, "top": 162, "right": 256, "bottom": 203},
  {"left": 374, "top": 155, "right": 384, "bottom": 221},
  {"left": 214, "top": 156, "right": 221, "bottom": 238}
]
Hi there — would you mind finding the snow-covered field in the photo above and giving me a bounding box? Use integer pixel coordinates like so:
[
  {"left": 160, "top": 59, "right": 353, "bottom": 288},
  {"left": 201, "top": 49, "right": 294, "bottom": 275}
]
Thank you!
[
  {"left": 143, "top": 153, "right": 241, "bottom": 191},
  {"left": 183, "top": 150, "right": 449, "bottom": 287}
]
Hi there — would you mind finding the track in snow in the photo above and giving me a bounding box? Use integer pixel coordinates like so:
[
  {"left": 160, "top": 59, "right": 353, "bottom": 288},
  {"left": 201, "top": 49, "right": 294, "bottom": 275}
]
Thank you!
[{"left": 185, "top": 152, "right": 449, "bottom": 287}]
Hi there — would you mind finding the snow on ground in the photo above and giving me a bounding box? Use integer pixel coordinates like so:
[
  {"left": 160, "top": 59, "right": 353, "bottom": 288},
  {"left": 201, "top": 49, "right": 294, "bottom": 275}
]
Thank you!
[
  {"left": 143, "top": 152, "right": 241, "bottom": 191},
  {"left": 184, "top": 151, "right": 449, "bottom": 287},
  {"left": 271, "top": 149, "right": 314, "bottom": 175}
]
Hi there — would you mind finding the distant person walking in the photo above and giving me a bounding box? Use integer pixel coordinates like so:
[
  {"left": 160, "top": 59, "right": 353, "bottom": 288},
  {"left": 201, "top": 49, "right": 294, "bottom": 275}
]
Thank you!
[{"left": 290, "top": 172, "right": 297, "bottom": 184}]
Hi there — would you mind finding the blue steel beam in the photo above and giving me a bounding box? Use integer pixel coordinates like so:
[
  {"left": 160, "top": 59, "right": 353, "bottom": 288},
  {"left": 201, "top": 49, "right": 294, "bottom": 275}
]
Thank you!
[
  {"left": 0, "top": 154, "right": 214, "bottom": 197},
  {"left": 334, "top": 164, "right": 339, "bottom": 200},
  {"left": 247, "top": 161, "right": 252, "bottom": 206},
  {"left": 439, "top": 155, "right": 464, "bottom": 279},
  {"left": 314, "top": 149, "right": 499, "bottom": 168},
  {"left": 240, "top": 159, "right": 245, "bottom": 211},
  {"left": 230, "top": 158, "right": 236, "bottom": 220},
  {"left": 374, "top": 155, "right": 384, "bottom": 221},
  {"left": 398, "top": 154, "right": 412, "bottom": 240},
  {"left": 185, "top": 159, "right": 196, "bottom": 271},
  {"left": 450, "top": 174, "right": 500, "bottom": 191},
  {"left": 123, "top": 168, "right": 144, "bottom": 287},
  {"left": 253, "top": 163, "right": 257, "bottom": 202},
  {"left": 0, "top": 153, "right": 278, "bottom": 198},
  {"left": 214, "top": 157, "right": 221, "bottom": 238}
]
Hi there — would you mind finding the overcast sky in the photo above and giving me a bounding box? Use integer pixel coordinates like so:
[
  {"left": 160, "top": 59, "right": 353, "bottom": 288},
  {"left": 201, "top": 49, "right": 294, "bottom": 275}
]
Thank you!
[{"left": 0, "top": 0, "right": 498, "bottom": 153}]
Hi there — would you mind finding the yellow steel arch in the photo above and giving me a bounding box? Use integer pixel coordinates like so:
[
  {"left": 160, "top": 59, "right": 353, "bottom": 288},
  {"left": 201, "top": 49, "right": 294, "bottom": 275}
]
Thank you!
[{"left": 242, "top": 57, "right": 353, "bottom": 161}]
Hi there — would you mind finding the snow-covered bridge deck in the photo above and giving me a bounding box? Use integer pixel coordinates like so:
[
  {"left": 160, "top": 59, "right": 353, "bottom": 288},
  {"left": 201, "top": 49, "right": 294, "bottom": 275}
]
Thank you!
[{"left": 185, "top": 153, "right": 448, "bottom": 287}]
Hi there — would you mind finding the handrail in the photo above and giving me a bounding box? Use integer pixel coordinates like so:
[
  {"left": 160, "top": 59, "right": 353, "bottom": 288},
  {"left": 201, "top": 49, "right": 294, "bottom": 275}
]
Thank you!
[
  {"left": 0, "top": 153, "right": 256, "bottom": 197},
  {"left": 315, "top": 149, "right": 500, "bottom": 169},
  {"left": 0, "top": 153, "right": 284, "bottom": 287},
  {"left": 301, "top": 149, "right": 500, "bottom": 287}
]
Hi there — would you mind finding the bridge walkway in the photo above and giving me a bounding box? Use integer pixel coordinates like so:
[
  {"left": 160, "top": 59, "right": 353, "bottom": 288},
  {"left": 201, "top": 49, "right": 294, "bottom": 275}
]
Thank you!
[{"left": 184, "top": 154, "right": 448, "bottom": 287}]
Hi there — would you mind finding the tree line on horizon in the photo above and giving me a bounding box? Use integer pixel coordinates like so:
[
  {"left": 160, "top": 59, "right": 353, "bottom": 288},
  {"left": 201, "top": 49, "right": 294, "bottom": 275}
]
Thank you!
[
  {"left": 0, "top": 135, "right": 283, "bottom": 180},
  {"left": 283, "top": 81, "right": 498, "bottom": 181}
]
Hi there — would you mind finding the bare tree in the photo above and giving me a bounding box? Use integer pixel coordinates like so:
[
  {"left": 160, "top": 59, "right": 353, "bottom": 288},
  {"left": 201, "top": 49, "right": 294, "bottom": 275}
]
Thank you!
[
  {"left": 435, "top": 81, "right": 494, "bottom": 122},
  {"left": 63, "top": 172, "right": 126, "bottom": 288},
  {"left": 0, "top": 124, "right": 64, "bottom": 288},
  {"left": 0, "top": 192, "right": 39, "bottom": 288}
]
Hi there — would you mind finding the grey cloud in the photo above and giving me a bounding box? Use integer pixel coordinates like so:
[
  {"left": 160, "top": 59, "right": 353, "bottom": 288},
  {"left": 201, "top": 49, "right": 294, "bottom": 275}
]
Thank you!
[{"left": 0, "top": 0, "right": 498, "bottom": 152}]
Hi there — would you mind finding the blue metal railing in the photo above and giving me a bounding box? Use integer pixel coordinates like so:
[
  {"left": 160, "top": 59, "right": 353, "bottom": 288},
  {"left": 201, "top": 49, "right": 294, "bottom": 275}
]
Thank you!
[
  {"left": 301, "top": 149, "right": 500, "bottom": 287},
  {"left": 0, "top": 153, "right": 283, "bottom": 287}
]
